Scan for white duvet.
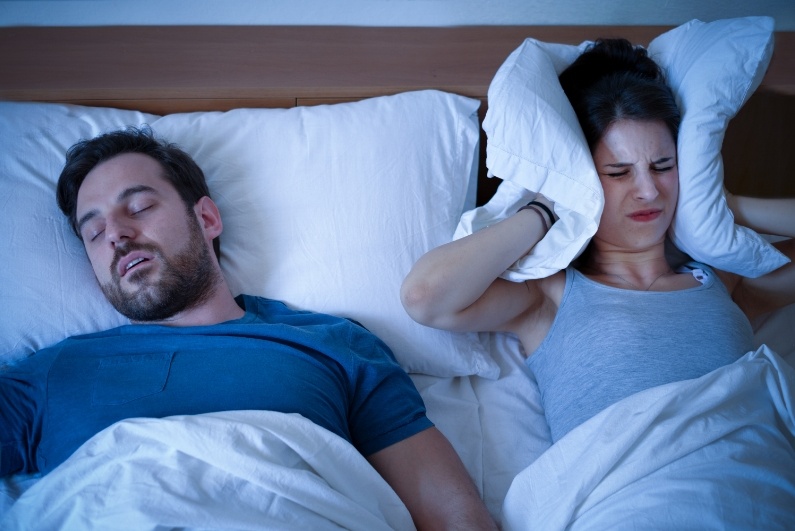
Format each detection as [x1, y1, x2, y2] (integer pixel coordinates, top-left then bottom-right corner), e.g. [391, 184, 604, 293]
[502, 345, 795, 530]
[3, 347, 794, 530]
[1, 411, 415, 530]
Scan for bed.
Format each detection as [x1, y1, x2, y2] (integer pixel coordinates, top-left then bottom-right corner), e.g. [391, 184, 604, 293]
[1, 19, 794, 529]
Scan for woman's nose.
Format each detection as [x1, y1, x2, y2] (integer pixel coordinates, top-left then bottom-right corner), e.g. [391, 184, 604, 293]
[634, 171, 659, 201]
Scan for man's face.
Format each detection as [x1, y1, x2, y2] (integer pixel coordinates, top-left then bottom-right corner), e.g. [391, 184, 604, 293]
[75, 153, 217, 321]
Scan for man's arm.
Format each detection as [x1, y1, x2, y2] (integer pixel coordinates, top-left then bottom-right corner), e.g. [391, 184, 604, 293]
[367, 426, 498, 530]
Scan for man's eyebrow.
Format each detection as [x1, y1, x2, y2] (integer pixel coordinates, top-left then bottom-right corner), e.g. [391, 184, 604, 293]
[76, 184, 158, 234]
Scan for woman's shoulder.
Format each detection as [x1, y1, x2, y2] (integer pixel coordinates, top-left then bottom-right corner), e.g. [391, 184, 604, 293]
[538, 268, 568, 307]
[506, 270, 567, 355]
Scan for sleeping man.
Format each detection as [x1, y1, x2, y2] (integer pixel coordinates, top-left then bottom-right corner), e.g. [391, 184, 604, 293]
[0, 126, 497, 530]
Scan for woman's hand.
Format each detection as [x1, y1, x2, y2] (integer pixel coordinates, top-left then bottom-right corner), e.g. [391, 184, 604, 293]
[401, 192, 555, 334]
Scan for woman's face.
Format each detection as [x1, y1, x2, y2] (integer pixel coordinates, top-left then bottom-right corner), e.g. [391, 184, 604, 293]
[591, 119, 679, 252]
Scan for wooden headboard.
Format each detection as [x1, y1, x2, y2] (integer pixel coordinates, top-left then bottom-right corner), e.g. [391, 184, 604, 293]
[1, 25, 793, 204]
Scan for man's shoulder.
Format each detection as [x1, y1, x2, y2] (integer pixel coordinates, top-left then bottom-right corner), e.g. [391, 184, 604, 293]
[46, 295, 376, 349]
[236, 294, 388, 351]
[237, 294, 363, 328]
[58, 324, 130, 344]
[9, 325, 131, 371]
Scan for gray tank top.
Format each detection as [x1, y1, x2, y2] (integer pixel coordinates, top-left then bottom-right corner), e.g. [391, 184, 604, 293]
[526, 263, 754, 442]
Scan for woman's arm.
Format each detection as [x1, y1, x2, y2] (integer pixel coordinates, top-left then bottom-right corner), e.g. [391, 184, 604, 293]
[724, 194, 795, 318]
[401, 198, 555, 334]
[726, 195, 795, 239]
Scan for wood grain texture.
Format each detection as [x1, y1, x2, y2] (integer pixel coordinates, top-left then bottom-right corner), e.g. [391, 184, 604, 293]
[2, 26, 792, 109]
[1, 25, 792, 200]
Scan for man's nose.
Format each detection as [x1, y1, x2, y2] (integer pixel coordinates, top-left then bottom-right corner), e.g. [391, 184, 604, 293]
[105, 217, 136, 246]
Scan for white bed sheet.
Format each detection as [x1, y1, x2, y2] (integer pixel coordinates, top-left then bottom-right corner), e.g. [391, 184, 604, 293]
[409, 332, 549, 518]
[2, 411, 415, 530]
[502, 345, 795, 530]
[418, 302, 795, 522]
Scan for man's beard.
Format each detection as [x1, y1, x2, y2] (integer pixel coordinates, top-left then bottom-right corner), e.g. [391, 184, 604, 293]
[101, 214, 219, 322]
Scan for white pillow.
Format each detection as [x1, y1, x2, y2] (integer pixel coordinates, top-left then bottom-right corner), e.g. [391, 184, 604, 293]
[648, 17, 789, 277]
[456, 38, 600, 280]
[0, 103, 151, 361]
[0, 91, 499, 378]
[458, 16, 788, 280]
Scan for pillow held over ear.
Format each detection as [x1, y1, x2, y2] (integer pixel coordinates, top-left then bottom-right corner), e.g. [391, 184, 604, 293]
[455, 39, 601, 281]
[648, 16, 789, 277]
[458, 16, 788, 281]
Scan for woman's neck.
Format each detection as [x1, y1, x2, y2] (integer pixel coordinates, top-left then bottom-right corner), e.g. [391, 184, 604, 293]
[583, 246, 674, 291]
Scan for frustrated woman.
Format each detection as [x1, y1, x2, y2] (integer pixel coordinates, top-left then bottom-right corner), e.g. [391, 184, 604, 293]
[401, 38, 795, 442]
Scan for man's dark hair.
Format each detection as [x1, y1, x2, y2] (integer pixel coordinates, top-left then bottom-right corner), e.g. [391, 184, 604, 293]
[56, 126, 221, 259]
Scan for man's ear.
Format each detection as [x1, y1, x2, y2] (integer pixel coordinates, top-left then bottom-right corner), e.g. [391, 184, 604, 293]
[194, 196, 223, 240]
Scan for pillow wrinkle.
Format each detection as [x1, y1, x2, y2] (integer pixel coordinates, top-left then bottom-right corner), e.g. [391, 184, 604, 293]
[650, 17, 787, 277]
[1, 91, 497, 378]
[461, 16, 788, 281]
[462, 37, 601, 279]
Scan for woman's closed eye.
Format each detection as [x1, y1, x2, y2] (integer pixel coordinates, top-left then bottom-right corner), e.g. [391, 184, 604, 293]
[651, 157, 676, 174]
[601, 163, 632, 178]
[605, 170, 629, 178]
[652, 165, 674, 173]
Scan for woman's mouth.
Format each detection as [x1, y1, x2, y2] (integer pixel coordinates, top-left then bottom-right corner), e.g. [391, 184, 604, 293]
[628, 209, 662, 222]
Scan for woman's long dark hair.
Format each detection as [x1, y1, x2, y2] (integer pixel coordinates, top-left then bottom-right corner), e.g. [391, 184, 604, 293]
[561, 38, 685, 268]
[559, 38, 681, 150]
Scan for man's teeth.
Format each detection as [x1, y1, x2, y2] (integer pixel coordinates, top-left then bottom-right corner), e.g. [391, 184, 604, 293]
[126, 257, 146, 271]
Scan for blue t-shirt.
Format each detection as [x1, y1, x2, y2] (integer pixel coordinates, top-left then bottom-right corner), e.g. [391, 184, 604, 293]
[1, 295, 432, 476]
